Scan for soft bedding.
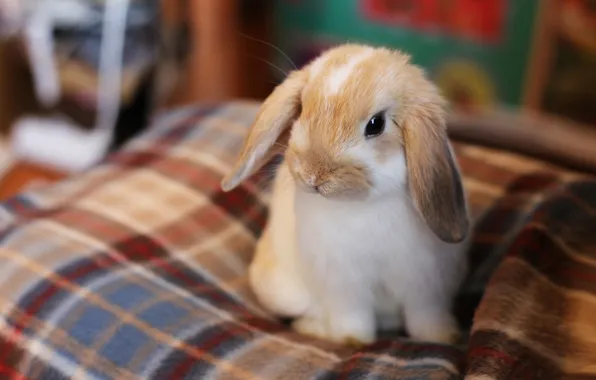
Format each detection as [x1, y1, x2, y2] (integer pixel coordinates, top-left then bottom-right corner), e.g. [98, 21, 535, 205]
[0, 101, 594, 379]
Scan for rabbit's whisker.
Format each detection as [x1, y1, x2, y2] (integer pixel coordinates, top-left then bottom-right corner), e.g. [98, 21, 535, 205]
[240, 32, 298, 70]
[248, 54, 290, 78]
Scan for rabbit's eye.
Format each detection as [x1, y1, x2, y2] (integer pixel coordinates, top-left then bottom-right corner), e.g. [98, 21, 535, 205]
[364, 113, 385, 138]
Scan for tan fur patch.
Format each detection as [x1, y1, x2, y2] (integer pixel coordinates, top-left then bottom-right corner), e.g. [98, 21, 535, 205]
[221, 69, 307, 191]
[297, 45, 413, 159]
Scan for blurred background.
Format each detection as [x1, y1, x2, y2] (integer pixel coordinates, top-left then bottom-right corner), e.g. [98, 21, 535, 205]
[0, 0, 594, 198]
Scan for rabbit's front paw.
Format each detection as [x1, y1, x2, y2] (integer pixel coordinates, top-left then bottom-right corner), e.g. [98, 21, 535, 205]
[292, 316, 327, 340]
[405, 308, 461, 345]
[292, 313, 376, 346]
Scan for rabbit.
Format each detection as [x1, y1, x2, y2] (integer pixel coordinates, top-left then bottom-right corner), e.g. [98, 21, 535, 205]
[221, 44, 471, 346]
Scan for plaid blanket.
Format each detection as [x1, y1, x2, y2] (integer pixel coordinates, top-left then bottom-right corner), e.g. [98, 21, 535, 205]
[0, 101, 594, 379]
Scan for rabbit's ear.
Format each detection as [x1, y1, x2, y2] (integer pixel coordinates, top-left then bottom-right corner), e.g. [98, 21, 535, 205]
[402, 103, 469, 243]
[221, 70, 307, 191]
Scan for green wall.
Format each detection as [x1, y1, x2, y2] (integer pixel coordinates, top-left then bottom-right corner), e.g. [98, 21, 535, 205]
[273, 0, 539, 107]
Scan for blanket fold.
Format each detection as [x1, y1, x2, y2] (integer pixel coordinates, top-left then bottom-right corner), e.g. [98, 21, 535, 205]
[466, 178, 596, 379]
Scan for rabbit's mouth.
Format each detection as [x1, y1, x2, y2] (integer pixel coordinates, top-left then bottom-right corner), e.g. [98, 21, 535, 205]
[316, 185, 370, 201]
[293, 168, 372, 201]
[287, 149, 372, 200]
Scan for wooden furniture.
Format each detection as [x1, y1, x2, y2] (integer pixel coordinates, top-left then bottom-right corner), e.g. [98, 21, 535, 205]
[165, 0, 275, 105]
[0, 39, 38, 136]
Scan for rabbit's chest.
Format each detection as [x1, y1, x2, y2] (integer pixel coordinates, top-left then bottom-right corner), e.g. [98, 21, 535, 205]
[294, 192, 428, 270]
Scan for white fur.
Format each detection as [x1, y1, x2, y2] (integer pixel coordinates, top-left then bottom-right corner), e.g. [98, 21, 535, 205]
[249, 156, 470, 344]
[325, 49, 374, 96]
[347, 140, 408, 198]
[308, 54, 328, 80]
[290, 121, 309, 151]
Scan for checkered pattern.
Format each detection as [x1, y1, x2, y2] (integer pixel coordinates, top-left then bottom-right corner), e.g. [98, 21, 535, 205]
[0, 101, 592, 379]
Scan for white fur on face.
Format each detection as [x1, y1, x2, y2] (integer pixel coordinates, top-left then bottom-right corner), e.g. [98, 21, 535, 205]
[372, 151, 407, 196]
[290, 121, 309, 151]
[347, 142, 407, 198]
[325, 49, 374, 96]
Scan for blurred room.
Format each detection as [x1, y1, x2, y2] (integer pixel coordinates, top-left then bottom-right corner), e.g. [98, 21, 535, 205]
[0, 0, 595, 199]
[2, 2, 596, 379]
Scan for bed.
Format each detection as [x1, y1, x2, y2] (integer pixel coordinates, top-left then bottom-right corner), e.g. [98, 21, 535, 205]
[0, 101, 595, 379]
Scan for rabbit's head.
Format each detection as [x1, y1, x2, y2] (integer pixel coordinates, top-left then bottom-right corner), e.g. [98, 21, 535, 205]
[222, 44, 468, 243]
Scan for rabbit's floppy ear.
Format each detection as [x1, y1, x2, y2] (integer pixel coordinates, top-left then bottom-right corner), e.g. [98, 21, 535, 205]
[402, 102, 469, 243]
[221, 70, 307, 192]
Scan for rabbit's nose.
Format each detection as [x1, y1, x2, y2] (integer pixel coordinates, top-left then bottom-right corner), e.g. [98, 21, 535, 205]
[310, 177, 329, 194]
[312, 183, 326, 194]
[306, 174, 322, 186]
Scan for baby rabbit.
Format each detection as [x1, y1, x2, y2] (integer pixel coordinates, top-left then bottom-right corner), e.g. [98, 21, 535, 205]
[221, 44, 470, 346]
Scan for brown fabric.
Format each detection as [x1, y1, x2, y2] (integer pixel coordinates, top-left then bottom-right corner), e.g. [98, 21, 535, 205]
[448, 108, 596, 174]
[465, 177, 596, 379]
[451, 141, 584, 221]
